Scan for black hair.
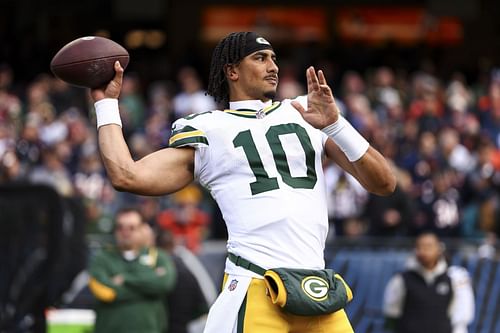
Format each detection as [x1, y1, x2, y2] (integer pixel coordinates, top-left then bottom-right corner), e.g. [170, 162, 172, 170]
[207, 32, 250, 107]
[115, 206, 144, 224]
[415, 230, 439, 241]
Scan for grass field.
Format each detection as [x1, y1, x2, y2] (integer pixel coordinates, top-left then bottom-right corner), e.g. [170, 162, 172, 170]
[46, 309, 94, 333]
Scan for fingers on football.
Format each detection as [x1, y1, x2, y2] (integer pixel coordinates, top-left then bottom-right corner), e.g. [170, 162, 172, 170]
[112, 61, 124, 83]
[115, 61, 124, 74]
[115, 60, 124, 71]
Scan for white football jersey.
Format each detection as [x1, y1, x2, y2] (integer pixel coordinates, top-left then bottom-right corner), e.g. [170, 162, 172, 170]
[169, 97, 329, 271]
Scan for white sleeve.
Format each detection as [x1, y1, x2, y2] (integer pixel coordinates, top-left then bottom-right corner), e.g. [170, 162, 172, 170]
[383, 274, 406, 318]
[448, 266, 475, 333]
[169, 114, 212, 183]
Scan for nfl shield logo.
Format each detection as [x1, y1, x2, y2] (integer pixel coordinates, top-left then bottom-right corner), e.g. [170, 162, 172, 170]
[228, 279, 238, 291]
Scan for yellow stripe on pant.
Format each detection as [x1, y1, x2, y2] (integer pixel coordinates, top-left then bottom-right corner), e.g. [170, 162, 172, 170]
[236, 277, 354, 333]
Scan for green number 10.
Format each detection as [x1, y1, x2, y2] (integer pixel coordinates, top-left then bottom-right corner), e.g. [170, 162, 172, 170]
[233, 123, 317, 195]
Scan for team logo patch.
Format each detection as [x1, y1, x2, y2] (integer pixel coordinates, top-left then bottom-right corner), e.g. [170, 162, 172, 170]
[301, 276, 329, 301]
[228, 279, 239, 291]
[436, 282, 450, 295]
[256, 37, 271, 45]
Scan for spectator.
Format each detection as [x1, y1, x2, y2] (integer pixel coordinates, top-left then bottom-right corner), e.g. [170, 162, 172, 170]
[369, 66, 402, 123]
[29, 144, 74, 197]
[324, 163, 368, 237]
[383, 231, 474, 333]
[157, 184, 210, 253]
[445, 74, 474, 132]
[340, 70, 366, 97]
[438, 127, 475, 174]
[480, 76, 500, 148]
[0, 148, 23, 182]
[461, 138, 500, 237]
[400, 131, 441, 185]
[172, 66, 216, 119]
[119, 73, 147, 137]
[416, 168, 462, 237]
[364, 167, 415, 237]
[88, 207, 176, 333]
[0, 63, 22, 129]
[145, 81, 175, 149]
[408, 73, 444, 135]
[49, 78, 87, 116]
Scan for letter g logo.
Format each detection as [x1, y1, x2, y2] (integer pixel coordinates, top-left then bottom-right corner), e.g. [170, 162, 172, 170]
[301, 276, 329, 301]
[256, 37, 271, 45]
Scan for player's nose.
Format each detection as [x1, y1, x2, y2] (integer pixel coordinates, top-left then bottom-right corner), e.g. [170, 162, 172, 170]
[267, 59, 278, 74]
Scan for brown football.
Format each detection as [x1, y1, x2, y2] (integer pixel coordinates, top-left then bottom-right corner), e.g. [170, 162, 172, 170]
[50, 36, 129, 88]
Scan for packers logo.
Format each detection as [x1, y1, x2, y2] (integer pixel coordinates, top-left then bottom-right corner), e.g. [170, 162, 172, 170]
[301, 276, 329, 301]
[256, 37, 271, 45]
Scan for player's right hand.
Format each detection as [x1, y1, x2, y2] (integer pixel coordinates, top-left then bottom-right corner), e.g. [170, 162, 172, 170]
[90, 61, 124, 102]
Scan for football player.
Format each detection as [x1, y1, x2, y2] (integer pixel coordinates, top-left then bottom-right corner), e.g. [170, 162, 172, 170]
[91, 31, 396, 333]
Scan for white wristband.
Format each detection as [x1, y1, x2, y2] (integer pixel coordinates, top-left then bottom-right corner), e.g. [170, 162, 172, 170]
[322, 116, 369, 162]
[94, 98, 122, 129]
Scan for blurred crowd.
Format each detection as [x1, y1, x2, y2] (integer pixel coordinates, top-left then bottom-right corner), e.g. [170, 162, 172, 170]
[0, 58, 499, 249]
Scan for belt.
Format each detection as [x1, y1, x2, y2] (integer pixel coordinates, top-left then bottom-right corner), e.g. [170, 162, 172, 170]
[227, 253, 267, 276]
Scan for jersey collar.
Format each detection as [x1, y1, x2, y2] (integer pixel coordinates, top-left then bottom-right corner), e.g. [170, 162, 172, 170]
[229, 99, 272, 110]
[226, 99, 280, 118]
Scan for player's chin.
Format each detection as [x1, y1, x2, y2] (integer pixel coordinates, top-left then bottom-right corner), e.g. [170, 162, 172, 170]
[263, 89, 277, 100]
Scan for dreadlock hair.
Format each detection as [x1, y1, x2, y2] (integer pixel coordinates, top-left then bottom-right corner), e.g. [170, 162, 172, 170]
[207, 32, 249, 107]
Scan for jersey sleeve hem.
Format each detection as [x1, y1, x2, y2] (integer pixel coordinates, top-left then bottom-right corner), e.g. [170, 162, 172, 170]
[169, 125, 209, 148]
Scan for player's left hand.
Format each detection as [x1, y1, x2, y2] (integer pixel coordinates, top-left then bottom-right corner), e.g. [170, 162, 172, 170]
[291, 66, 340, 129]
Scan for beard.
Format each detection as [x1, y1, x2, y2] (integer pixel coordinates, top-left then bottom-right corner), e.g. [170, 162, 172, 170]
[264, 90, 276, 100]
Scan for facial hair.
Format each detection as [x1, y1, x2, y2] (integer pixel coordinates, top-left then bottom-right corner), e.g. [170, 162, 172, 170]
[264, 90, 276, 100]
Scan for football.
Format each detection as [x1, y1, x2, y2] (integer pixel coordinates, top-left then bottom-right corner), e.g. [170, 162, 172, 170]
[50, 36, 129, 88]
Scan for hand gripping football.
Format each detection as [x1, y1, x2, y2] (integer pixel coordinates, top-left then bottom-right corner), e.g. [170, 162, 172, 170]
[50, 36, 129, 88]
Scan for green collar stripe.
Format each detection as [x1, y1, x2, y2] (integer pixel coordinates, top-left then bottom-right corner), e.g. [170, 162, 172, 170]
[224, 111, 256, 118]
[225, 102, 281, 118]
[169, 136, 209, 147]
[264, 102, 281, 114]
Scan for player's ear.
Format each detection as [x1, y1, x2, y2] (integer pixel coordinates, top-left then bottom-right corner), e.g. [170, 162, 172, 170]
[224, 64, 239, 81]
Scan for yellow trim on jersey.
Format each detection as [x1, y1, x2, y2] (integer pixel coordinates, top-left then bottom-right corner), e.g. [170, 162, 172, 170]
[88, 277, 116, 302]
[169, 129, 205, 145]
[224, 102, 281, 118]
[224, 110, 260, 117]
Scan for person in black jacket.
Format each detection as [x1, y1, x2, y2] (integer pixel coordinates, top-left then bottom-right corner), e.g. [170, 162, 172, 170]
[383, 231, 474, 333]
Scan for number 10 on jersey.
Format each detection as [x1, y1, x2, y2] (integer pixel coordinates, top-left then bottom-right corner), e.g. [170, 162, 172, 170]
[233, 123, 318, 195]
